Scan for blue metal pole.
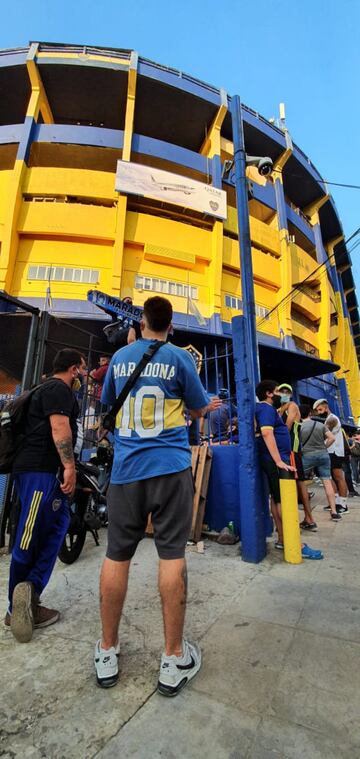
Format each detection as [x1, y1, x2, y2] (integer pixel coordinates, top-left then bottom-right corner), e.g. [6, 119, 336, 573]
[231, 96, 266, 562]
[231, 95, 260, 386]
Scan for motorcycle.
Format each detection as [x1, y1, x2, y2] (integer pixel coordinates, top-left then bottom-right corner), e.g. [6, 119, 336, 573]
[58, 444, 113, 565]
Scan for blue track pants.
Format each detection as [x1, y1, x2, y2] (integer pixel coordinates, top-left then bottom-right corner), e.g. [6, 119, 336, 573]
[8, 472, 70, 611]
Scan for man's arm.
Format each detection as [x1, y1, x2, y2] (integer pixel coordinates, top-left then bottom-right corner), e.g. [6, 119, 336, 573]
[261, 428, 293, 471]
[324, 429, 336, 448]
[50, 414, 76, 496]
[284, 402, 298, 431]
[188, 397, 222, 419]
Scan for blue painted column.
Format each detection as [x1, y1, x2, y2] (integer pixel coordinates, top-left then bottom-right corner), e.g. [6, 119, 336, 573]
[232, 316, 268, 562]
[230, 96, 269, 562]
[231, 95, 260, 387]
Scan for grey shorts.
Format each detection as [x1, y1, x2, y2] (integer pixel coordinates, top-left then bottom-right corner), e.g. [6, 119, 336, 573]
[106, 468, 194, 561]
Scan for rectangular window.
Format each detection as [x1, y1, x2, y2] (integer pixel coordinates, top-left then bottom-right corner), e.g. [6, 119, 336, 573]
[134, 276, 198, 300]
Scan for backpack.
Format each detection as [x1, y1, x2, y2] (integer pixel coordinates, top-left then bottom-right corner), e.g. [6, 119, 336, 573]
[0, 382, 51, 474]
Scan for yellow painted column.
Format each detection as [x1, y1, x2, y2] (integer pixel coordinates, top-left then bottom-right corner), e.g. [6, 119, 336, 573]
[303, 197, 331, 360]
[279, 471, 302, 564]
[26, 43, 54, 124]
[200, 91, 227, 323]
[112, 52, 138, 294]
[0, 45, 53, 292]
[272, 146, 293, 342]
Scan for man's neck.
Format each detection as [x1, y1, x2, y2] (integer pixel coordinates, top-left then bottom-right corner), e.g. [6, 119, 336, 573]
[141, 328, 168, 342]
[52, 372, 72, 388]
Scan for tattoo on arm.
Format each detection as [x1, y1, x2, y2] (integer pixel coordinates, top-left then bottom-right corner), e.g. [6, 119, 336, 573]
[180, 564, 188, 606]
[55, 438, 75, 467]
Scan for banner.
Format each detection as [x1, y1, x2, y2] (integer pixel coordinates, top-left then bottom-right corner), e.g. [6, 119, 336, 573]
[115, 160, 227, 220]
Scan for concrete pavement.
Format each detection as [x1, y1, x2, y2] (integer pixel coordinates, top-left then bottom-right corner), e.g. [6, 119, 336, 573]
[1, 487, 360, 758]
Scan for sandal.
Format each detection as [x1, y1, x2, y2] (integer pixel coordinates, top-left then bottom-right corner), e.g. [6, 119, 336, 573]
[300, 521, 317, 530]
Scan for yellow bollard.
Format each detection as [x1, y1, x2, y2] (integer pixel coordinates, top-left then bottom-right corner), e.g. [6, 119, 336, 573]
[279, 470, 302, 564]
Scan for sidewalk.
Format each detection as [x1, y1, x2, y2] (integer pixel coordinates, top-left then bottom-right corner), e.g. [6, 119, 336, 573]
[1, 487, 360, 759]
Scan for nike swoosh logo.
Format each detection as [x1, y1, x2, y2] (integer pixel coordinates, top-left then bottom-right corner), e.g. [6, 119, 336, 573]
[176, 655, 195, 671]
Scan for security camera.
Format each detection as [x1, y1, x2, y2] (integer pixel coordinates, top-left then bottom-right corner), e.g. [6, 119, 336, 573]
[245, 155, 273, 177]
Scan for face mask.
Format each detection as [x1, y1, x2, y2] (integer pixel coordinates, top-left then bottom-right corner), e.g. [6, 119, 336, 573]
[280, 394, 290, 404]
[272, 395, 282, 409]
[317, 411, 327, 419]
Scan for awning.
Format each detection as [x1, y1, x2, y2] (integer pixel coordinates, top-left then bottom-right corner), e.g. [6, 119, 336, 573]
[259, 344, 340, 381]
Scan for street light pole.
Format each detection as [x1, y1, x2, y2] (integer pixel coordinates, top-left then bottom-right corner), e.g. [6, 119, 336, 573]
[231, 95, 267, 562]
[231, 95, 260, 386]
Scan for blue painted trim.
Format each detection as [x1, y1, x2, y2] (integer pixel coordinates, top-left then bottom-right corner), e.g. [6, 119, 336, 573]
[292, 145, 325, 185]
[211, 155, 222, 189]
[34, 123, 124, 149]
[286, 204, 315, 245]
[0, 124, 23, 144]
[240, 107, 286, 149]
[138, 60, 221, 106]
[274, 177, 287, 230]
[0, 51, 27, 67]
[313, 222, 327, 265]
[37, 56, 128, 72]
[337, 378, 353, 420]
[252, 181, 276, 210]
[17, 116, 37, 162]
[132, 133, 208, 174]
[223, 175, 276, 211]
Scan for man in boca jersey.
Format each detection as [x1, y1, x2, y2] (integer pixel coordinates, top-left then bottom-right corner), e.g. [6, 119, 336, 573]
[94, 296, 221, 695]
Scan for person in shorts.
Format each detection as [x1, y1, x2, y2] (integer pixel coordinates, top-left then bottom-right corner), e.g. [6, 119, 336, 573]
[255, 380, 323, 560]
[278, 383, 316, 531]
[312, 398, 349, 515]
[94, 296, 221, 694]
[299, 404, 340, 520]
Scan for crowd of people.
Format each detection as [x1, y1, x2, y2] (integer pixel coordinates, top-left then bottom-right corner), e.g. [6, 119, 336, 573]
[3, 293, 358, 696]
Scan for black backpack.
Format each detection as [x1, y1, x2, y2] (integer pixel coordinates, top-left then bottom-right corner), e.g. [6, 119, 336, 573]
[0, 382, 52, 474]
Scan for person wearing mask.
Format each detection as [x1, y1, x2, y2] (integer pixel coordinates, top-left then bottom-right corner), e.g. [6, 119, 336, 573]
[89, 355, 111, 414]
[209, 388, 237, 443]
[255, 380, 323, 559]
[299, 404, 340, 520]
[277, 383, 316, 532]
[5, 349, 86, 643]
[312, 399, 349, 515]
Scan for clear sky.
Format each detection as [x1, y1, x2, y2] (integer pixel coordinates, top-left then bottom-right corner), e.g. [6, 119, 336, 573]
[2, 0, 359, 285]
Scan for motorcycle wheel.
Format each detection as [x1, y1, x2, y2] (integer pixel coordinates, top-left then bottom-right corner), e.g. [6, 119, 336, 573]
[58, 494, 88, 564]
[58, 526, 87, 564]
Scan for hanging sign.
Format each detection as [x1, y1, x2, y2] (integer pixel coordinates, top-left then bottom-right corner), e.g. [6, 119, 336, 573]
[115, 160, 227, 220]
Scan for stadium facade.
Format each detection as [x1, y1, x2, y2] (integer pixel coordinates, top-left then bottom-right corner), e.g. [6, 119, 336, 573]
[0, 42, 359, 419]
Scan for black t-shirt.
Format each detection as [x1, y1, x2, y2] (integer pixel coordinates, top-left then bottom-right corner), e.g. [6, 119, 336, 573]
[13, 379, 79, 474]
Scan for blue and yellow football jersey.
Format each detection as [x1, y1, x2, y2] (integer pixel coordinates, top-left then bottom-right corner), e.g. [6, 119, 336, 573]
[101, 339, 210, 484]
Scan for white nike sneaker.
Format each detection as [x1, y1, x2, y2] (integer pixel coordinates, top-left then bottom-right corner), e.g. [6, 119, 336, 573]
[157, 639, 201, 697]
[94, 639, 120, 688]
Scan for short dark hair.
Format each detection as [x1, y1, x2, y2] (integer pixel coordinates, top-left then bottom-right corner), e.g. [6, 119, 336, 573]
[256, 379, 278, 401]
[299, 403, 311, 419]
[143, 296, 173, 332]
[52, 348, 84, 373]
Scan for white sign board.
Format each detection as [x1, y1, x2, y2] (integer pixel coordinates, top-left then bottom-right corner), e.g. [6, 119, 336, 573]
[115, 160, 227, 220]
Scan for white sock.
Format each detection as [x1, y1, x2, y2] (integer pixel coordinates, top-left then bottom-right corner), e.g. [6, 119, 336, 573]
[339, 496, 347, 508]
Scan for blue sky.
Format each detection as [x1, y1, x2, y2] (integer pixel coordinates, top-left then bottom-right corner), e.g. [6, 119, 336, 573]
[2, 0, 359, 284]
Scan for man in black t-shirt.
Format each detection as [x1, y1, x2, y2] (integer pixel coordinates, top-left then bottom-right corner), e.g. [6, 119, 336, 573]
[6, 348, 86, 644]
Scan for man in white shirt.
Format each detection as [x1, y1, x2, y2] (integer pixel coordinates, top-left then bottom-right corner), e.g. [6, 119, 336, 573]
[312, 399, 349, 515]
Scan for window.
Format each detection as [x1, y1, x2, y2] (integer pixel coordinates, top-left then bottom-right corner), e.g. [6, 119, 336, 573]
[27, 265, 99, 284]
[134, 276, 198, 300]
[224, 294, 269, 319]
